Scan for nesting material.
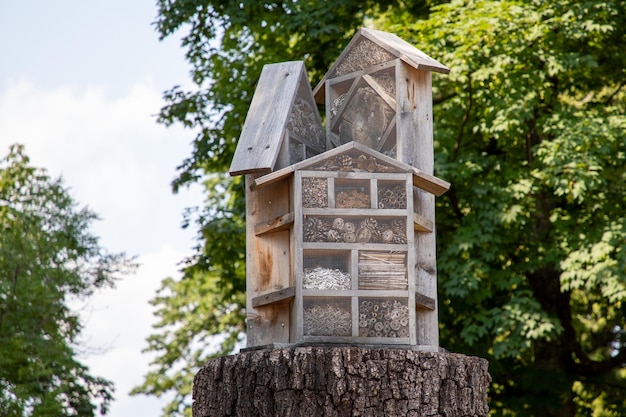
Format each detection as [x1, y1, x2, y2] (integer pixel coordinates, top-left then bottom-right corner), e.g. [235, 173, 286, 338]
[302, 177, 328, 208]
[312, 152, 396, 173]
[335, 38, 395, 76]
[304, 303, 351, 336]
[303, 216, 407, 244]
[359, 299, 409, 338]
[330, 93, 348, 120]
[287, 98, 324, 148]
[303, 266, 351, 290]
[359, 251, 407, 290]
[336, 188, 370, 208]
[371, 72, 396, 97]
[378, 183, 406, 209]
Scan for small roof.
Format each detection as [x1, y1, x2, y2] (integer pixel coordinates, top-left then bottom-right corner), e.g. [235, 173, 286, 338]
[229, 61, 318, 176]
[313, 28, 450, 103]
[252, 141, 450, 196]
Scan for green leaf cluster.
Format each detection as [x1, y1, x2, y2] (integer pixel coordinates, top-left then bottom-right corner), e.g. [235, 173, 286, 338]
[139, 1, 626, 416]
[0, 144, 137, 416]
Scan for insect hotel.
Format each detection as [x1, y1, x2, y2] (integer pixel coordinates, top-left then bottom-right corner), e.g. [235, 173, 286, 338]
[229, 28, 450, 350]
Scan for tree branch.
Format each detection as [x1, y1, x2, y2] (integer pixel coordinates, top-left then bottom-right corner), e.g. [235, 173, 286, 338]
[453, 74, 472, 161]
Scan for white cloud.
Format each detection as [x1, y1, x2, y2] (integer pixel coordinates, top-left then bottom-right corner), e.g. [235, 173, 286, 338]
[79, 245, 185, 417]
[0, 77, 201, 253]
[0, 79, 203, 417]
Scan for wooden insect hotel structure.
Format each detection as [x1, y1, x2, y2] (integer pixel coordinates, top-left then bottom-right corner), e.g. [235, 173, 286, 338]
[229, 28, 451, 351]
[192, 28, 491, 417]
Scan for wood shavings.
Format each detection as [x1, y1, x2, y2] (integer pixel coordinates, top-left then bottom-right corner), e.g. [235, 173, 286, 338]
[336, 189, 370, 208]
[303, 266, 351, 290]
[302, 177, 328, 208]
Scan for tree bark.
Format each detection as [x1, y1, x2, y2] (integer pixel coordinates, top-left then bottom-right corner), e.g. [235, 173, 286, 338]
[193, 346, 491, 417]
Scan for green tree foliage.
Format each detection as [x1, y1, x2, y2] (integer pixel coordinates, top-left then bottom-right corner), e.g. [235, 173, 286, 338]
[137, 1, 626, 416]
[0, 144, 136, 416]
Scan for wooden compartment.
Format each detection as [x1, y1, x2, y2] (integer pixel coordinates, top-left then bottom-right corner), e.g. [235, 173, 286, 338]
[377, 180, 407, 209]
[244, 142, 448, 347]
[303, 297, 352, 336]
[303, 215, 407, 244]
[303, 250, 351, 290]
[358, 297, 409, 338]
[334, 178, 371, 209]
[358, 251, 407, 290]
[302, 177, 328, 208]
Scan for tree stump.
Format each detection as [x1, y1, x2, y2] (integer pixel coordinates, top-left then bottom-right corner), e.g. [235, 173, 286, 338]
[193, 346, 490, 417]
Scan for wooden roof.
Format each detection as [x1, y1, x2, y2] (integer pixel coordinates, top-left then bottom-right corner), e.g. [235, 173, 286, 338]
[229, 61, 318, 176]
[313, 28, 450, 103]
[252, 141, 450, 196]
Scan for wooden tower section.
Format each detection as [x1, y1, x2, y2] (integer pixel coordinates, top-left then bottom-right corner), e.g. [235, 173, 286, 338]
[230, 60, 324, 176]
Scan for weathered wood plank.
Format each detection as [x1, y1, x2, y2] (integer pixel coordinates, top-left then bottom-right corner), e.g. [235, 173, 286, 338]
[245, 175, 291, 346]
[413, 168, 450, 196]
[363, 73, 397, 109]
[414, 213, 433, 233]
[254, 212, 294, 236]
[229, 61, 304, 176]
[415, 291, 436, 310]
[252, 286, 295, 308]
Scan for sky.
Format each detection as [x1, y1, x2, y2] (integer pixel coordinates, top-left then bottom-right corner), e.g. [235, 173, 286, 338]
[1, 1, 204, 415]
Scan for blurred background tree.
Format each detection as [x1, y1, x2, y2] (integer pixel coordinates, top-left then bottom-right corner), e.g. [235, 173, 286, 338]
[0, 144, 136, 416]
[134, 1, 626, 416]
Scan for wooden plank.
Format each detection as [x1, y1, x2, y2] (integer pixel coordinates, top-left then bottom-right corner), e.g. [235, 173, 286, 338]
[251, 166, 295, 191]
[252, 286, 296, 308]
[254, 212, 294, 236]
[327, 60, 397, 87]
[415, 291, 436, 311]
[246, 174, 292, 347]
[414, 213, 433, 233]
[363, 73, 397, 110]
[412, 169, 450, 196]
[361, 28, 449, 75]
[329, 74, 362, 132]
[229, 61, 304, 176]
[397, 65, 440, 347]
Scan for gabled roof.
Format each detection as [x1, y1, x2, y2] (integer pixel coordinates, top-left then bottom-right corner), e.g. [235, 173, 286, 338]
[313, 28, 450, 103]
[252, 141, 450, 196]
[229, 61, 322, 176]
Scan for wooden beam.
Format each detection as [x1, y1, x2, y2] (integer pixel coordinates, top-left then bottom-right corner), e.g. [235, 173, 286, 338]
[254, 212, 295, 236]
[413, 213, 433, 233]
[415, 292, 436, 310]
[412, 169, 450, 196]
[252, 286, 296, 308]
[251, 166, 295, 191]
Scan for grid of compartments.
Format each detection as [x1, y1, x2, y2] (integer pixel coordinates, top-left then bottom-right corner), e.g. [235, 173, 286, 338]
[300, 171, 412, 341]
